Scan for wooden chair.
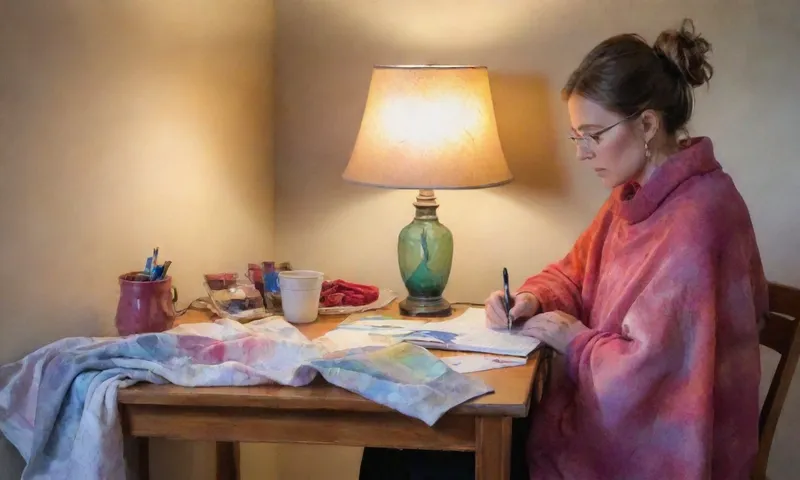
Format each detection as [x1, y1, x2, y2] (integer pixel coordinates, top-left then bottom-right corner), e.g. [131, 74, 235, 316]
[753, 282, 800, 480]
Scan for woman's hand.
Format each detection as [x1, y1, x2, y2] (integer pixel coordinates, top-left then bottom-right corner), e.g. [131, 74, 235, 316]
[519, 311, 589, 354]
[485, 291, 541, 329]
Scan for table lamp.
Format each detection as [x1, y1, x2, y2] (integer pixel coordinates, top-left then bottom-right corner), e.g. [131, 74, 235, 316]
[342, 65, 512, 317]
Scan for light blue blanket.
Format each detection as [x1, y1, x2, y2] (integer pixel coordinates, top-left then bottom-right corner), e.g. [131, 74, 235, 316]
[0, 317, 492, 479]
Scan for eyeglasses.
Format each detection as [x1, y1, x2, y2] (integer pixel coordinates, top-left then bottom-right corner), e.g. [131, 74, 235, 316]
[568, 110, 642, 151]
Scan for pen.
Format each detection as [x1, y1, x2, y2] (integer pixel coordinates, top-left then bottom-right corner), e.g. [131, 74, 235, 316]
[149, 247, 160, 280]
[160, 260, 172, 280]
[151, 265, 163, 280]
[144, 256, 153, 278]
[503, 267, 512, 331]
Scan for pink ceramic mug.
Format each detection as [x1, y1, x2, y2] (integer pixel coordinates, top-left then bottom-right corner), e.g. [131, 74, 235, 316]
[115, 272, 178, 336]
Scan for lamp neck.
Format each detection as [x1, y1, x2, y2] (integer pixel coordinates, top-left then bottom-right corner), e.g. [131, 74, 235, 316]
[413, 189, 439, 221]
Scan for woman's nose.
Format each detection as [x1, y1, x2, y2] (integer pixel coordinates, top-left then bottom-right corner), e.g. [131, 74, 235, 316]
[576, 145, 594, 161]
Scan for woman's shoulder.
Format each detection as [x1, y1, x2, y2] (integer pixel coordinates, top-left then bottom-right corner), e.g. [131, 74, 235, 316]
[675, 165, 750, 215]
[663, 168, 756, 244]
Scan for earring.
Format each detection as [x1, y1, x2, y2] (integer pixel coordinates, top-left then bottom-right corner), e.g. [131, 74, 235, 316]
[644, 141, 651, 160]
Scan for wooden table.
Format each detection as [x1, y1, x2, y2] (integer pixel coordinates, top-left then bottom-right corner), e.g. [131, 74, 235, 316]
[119, 303, 549, 480]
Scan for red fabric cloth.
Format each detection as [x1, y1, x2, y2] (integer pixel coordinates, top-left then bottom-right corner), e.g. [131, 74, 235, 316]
[320, 280, 379, 307]
[517, 137, 768, 479]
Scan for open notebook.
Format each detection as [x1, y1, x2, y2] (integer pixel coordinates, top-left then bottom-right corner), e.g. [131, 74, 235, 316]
[326, 307, 541, 357]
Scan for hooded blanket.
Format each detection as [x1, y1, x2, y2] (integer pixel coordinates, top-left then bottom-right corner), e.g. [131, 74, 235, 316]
[518, 137, 767, 479]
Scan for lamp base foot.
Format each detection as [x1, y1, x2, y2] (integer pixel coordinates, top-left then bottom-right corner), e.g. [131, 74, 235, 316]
[399, 295, 452, 317]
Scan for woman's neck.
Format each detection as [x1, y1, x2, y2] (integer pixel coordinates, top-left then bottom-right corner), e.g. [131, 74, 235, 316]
[635, 136, 682, 185]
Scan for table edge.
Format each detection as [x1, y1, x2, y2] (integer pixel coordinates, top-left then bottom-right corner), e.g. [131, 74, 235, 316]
[118, 350, 545, 419]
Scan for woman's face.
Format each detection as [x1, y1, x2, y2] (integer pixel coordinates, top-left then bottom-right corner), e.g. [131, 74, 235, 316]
[567, 95, 647, 188]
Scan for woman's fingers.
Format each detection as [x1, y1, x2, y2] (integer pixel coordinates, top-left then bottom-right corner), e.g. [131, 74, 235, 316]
[518, 311, 588, 354]
[520, 323, 546, 338]
[510, 292, 541, 321]
[508, 293, 529, 319]
[484, 291, 507, 328]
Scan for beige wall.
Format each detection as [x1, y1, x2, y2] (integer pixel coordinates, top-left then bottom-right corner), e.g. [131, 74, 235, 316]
[0, 1, 277, 479]
[274, 1, 800, 479]
[1, 1, 797, 479]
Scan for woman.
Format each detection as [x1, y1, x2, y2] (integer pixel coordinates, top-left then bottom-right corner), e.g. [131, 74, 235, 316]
[362, 18, 767, 480]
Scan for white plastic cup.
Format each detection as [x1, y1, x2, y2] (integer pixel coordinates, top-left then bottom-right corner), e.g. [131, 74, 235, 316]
[278, 270, 324, 324]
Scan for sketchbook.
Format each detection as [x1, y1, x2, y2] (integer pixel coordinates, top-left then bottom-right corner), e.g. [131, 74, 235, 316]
[329, 308, 541, 358]
[441, 354, 528, 373]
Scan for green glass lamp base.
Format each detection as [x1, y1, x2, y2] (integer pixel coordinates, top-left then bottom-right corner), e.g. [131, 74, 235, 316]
[399, 295, 452, 318]
[397, 189, 454, 318]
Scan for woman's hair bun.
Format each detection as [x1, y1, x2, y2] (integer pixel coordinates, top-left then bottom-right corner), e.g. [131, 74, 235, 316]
[653, 18, 714, 87]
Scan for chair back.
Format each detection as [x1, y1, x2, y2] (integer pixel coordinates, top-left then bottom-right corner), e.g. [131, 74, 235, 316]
[754, 282, 800, 480]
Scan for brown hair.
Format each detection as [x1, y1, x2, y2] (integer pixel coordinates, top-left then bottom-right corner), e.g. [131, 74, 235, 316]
[563, 18, 714, 136]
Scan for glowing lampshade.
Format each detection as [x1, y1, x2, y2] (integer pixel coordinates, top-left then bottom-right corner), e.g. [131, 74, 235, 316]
[343, 65, 512, 189]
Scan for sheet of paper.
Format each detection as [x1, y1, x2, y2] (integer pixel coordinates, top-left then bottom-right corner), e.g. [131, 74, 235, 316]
[314, 328, 401, 353]
[421, 308, 511, 334]
[330, 309, 541, 357]
[403, 308, 541, 357]
[442, 354, 527, 373]
[336, 316, 428, 336]
[317, 315, 428, 353]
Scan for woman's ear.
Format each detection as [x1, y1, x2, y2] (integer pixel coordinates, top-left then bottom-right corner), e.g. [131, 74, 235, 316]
[639, 110, 661, 143]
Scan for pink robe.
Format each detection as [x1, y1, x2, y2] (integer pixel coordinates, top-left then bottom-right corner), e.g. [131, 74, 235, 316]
[517, 137, 767, 479]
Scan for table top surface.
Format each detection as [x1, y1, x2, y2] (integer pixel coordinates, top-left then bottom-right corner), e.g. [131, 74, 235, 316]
[118, 302, 542, 417]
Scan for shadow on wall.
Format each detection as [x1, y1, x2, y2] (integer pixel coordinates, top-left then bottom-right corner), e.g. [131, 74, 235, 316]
[489, 73, 567, 197]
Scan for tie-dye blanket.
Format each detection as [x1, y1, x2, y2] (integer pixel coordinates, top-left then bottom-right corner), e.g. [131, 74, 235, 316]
[0, 317, 492, 479]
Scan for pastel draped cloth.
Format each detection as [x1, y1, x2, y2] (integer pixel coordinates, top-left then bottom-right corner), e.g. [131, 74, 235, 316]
[518, 137, 768, 479]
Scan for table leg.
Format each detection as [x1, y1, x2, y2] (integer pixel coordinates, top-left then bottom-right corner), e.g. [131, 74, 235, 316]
[475, 417, 512, 480]
[124, 436, 149, 480]
[216, 441, 240, 480]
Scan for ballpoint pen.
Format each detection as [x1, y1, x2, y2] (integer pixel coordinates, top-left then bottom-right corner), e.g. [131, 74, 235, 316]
[144, 256, 153, 278]
[149, 247, 160, 280]
[503, 267, 512, 331]
[160, 260, 172, 280]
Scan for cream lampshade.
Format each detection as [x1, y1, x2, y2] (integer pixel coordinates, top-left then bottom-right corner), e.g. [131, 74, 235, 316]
[343, 65, 512, 189]
[342, 65, 512, 316]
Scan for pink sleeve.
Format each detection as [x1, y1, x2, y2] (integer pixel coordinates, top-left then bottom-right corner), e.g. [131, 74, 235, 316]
[516, 201, 613, 319]
[563, 230, 763, 477]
